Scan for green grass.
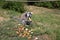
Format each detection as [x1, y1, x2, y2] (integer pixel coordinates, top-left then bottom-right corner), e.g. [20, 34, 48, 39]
[0, 9, 25, 40]
[31, 12, 60, 40]
[0, 8, 60, 40]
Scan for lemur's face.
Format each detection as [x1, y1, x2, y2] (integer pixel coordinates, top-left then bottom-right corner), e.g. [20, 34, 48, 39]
[27, 12, 32, 18]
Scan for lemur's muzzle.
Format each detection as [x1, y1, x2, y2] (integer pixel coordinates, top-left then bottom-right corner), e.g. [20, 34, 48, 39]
[25, 17, 32, 25]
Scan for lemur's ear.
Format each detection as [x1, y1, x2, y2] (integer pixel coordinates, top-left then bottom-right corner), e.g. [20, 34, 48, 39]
[31, 12, 33, 14]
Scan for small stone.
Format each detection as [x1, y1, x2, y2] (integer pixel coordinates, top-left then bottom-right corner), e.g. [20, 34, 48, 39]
[35, 37, 38, 40]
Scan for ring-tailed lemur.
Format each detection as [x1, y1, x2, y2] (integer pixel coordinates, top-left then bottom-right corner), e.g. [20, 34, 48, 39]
[20, 12, 32, 25]
[13, 12, 32, 26]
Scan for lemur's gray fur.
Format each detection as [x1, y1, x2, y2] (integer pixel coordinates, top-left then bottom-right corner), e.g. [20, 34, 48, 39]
[13, 12, 32, 25]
